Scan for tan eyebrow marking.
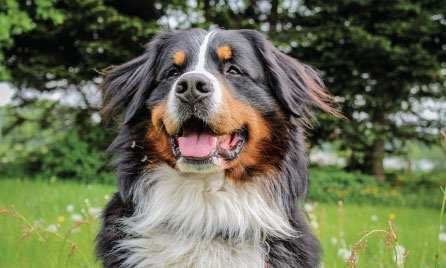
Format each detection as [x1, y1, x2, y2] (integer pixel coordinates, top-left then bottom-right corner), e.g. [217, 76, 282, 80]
[173, 50, 186, 66]
[216, 45, 232, 60]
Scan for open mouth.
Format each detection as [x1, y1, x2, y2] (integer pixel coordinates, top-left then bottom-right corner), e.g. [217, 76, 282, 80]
[170, 117, 246, 162]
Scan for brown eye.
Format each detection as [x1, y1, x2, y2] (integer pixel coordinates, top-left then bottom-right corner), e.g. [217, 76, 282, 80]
[226, 65, 241, 75]
[167, 68, 180, 78]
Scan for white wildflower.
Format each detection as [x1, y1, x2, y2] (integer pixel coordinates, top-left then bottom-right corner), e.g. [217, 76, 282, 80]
[370, 215, 378, 222]
[104, 194, 110, 200]
[47, 224, 58, 232]
[88, 207, 102, 218]
[311, 220, 319, 230]
[304, 203, 313, 212]
[393, 245, 406, 265]
[84, 198, 89, 204]
[339, 231, 345, 237]
[337, 248, 351, 260]
[66, 204, 74, 212]
[439, 233, 446, 242]
[71, 214, 83, 222]
[330, 237, 338, 245]
[441, 225, 444, 231]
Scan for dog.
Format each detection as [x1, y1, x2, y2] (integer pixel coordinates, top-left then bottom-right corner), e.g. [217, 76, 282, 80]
[96, 28, 338, 268]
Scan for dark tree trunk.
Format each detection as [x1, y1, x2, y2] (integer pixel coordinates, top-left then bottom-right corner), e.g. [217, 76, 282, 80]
[204, 0, 211, 21]
[372, 139, 385, 183]
[270, 0, 279, 31]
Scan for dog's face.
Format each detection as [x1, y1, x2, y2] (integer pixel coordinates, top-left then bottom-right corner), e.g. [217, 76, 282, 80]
[102, 29, 337, 180]
[151, 30, 283, 175]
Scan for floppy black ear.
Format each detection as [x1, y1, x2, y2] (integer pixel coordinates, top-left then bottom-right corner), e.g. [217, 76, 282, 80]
[100, 32, 169, 124]
[240, 30, 339, 119]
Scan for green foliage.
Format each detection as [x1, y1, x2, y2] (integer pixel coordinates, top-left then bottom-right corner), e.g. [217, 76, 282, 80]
[0, 0, 64, 80]
[1, 0, 164, 90]
[393, 170, 446, 191]
[0, 101, 114, 184]
[40, 128, 115, 184]
[309, 166, 445, 207]
[0, 100, 72, 176]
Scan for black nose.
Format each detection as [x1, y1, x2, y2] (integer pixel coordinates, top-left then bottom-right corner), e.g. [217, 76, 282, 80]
[175, 73, 213, 104]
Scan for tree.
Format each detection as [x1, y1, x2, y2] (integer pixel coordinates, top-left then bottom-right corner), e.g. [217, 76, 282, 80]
[0, 0, 64, 81]
[1, 0, 169, 126]
[269, 0, 446, 181]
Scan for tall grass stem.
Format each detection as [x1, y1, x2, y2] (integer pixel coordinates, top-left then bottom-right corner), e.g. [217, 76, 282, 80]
[434, 186, 446, 268]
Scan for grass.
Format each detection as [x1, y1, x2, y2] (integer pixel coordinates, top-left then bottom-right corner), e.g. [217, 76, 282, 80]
[0, 178, 445, 267]
[0, 178, 114, 268]
[313, 202, 444, 267]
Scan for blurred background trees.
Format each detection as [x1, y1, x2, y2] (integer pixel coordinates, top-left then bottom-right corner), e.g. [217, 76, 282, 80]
[0, 0, 445, 183]
[284, 0, 446, 182]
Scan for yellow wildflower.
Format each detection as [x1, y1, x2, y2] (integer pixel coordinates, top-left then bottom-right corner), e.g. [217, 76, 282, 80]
[57, 216, 65, 223]
[389, 213, 396, 220]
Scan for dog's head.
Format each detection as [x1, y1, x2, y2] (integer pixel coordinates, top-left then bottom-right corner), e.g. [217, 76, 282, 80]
[101, 29, 337, 181]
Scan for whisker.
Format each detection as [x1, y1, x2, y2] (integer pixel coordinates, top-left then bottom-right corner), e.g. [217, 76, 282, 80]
[157, 122, 165, 137]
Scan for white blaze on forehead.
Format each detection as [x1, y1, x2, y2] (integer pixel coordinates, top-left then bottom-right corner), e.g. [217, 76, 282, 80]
[196, 30, 215, 70]
[168, 30, 223, 125]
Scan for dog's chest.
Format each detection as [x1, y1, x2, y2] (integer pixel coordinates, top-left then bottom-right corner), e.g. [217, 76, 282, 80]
[118, 165, 292, 268]
[120, 230, 264, 268]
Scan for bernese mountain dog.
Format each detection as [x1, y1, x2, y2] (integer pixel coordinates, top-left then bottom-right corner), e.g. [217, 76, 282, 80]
[96, 28, 338, 268]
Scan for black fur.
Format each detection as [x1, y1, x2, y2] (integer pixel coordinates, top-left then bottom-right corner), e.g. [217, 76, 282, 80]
[265, 129, 321, 268]
[96, 28, 334, 268]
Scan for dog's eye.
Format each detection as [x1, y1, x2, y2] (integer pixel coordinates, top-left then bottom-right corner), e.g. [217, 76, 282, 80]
[167, 68, 180, 78]
[226, 66, 241, 75]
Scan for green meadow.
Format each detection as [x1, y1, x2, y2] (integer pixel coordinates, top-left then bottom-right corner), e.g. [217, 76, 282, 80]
[1, 179, 444, 268]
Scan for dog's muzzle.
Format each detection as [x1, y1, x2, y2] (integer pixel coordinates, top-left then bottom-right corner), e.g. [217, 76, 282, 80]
[166, 73, 247, 172]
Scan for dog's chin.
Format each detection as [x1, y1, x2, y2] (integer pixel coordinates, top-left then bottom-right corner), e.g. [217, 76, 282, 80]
[166, 117, 247, 174]
[175, 157, 223, 173]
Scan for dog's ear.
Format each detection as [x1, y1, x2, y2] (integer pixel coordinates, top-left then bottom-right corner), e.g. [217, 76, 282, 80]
[240, 30, 340, 119]
[100, 32, 170, 124]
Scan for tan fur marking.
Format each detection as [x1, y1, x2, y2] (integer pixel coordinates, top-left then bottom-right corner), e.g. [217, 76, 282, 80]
[216, 45, 232, 60]
[152, 102, 178, 135]
[146, 102, 178, 169]
[206, 85, 275, 180]
[173, 50, 186, 66]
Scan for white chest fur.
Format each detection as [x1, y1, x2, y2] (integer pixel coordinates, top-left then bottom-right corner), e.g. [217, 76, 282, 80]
[117, 165, 295, 268]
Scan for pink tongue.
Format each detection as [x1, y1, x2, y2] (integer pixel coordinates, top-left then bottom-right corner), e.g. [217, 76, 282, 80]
[178, 133, 217, 158]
